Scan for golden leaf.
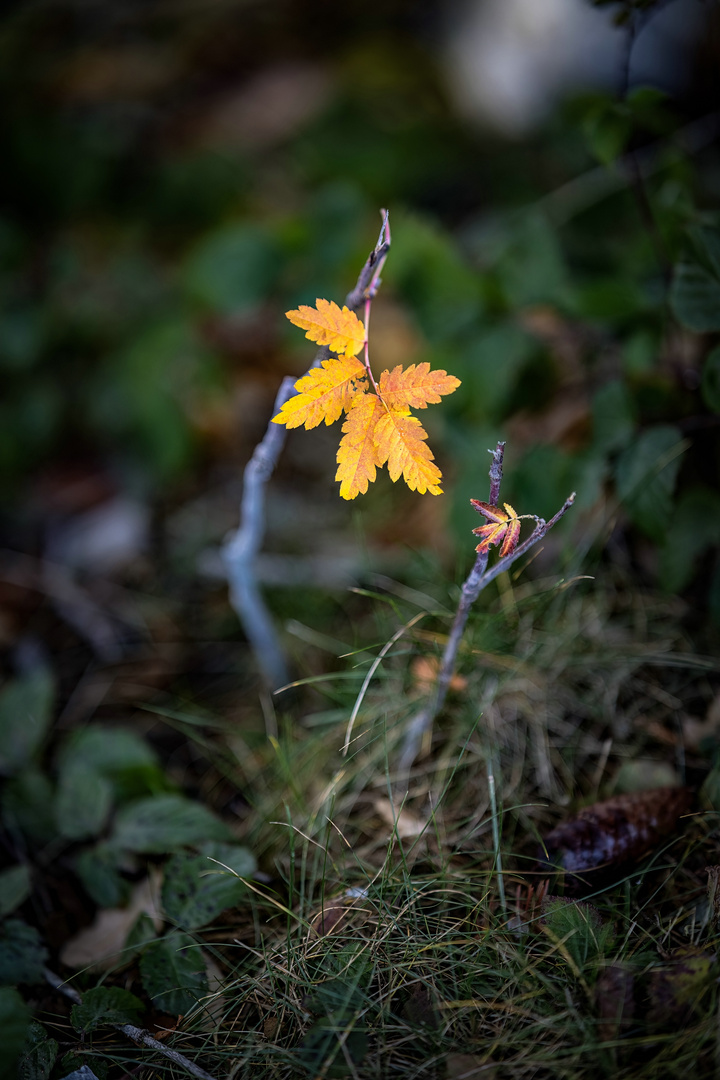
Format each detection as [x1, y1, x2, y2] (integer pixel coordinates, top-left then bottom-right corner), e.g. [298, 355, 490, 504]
[335, 394, 385, 500]
[378, 362, 461, 410]
[271, 355, 366, 429]
[375, 410, 443, 495]
[285, 298, 366, 359]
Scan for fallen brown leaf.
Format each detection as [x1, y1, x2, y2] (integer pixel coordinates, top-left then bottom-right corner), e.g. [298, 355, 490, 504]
[60, 871, 163, 971]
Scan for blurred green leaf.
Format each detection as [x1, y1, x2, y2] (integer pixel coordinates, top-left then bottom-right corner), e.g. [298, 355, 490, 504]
[622, 329, 658, 375]
[458, 324, 536, 420]
[670, 263, 720, 332]
[89, 319, 220, 483]
[71, 987, 144, 1033]
[0, 865, 31, 919]
[592, 379, 636, 453]
[58, 727, 158, 775]
[615, 425, 685, 537]
[0, 307, 47, 371]
[689, 225, 720, 279]
[658, 487, 720, 593]
[182, 224, 279, 313]
[583, 102, 632, 165]
[0, 920, 47, 986]
[162, 844, 256, 930]
[701, 345, 720, 413]
[0, 987, 31, 1077]
[17, 1020, 58, 1080]
[573, 277, 647, 323]
[139, 931, 207, 1015]
[55, 761, 113, 841]
[1, 770, 56, 845]
[509, 444, 574, 522]
[0, 670, 54, 776]
[671, 228, 720, 332]
[496, 213, 570, 310]
[74, 844, 131, 909]
[385, 213, 484, 340]
[57, 727, 168, 804]
[124, 912, 158, 955]
[112, 795, 233, 854]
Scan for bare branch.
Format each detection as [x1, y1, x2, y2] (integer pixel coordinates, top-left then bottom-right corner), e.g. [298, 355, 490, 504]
[222, 213, 391, 689]
[397, 444, 575, 775]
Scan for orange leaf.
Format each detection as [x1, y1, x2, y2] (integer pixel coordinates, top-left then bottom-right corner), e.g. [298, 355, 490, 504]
[286, 299, 366, 359]
[471, 501, 521, 556]
[378, 362, 461, 410]
[335, 394, 385, 500]
[271, 356, 366, 429]
[375, 410, 443, 495]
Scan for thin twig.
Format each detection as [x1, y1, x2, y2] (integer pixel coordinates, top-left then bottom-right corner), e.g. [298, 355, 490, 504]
[44, 969, 218, 1080]
[222, 212, 391, 689]
[398, 443, 575, 774]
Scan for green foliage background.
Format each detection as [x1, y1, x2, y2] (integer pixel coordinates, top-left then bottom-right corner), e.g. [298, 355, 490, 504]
[2, 0, 719, 631]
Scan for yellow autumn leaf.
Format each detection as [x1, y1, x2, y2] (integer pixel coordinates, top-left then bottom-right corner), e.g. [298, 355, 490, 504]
[378, 363, 461, 410]
[335, 394, 385, 500]
[272, 356, 367, 429]
[374, 410, 443, 495]
[286, 298, 366, 360]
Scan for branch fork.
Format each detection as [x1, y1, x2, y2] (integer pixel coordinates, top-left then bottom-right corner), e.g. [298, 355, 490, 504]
[397, 442, 575, 774]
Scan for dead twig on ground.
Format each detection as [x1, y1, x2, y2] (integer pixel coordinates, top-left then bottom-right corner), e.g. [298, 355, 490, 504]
[44, 968, 218, 1080]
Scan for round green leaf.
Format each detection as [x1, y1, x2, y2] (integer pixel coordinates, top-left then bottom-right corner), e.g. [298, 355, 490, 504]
[17, 1019, 58, 1080]
[55, 762, 113, 841]
[71, 986, 144, 1033]
[1, 770, 56, 845]
[0, 864, 32, 919]
[0, 670, 54, 777]
[74, 844, 130, 909]
[58, 727, 158, 776]
[162, 845, 255, 930]
[670, 263, 720, 332]
[139, 931, 207, 1016]
[592, 379, 636, 453]
[182, 224, 279, 314]
[112, 794, 233, 853]
[0, 987, 31, 1076]
[0, 920, 47, 986]
[615, 425, 685, 537]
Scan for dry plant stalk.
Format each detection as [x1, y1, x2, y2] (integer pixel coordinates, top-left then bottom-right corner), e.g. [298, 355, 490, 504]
[398, 443, 575, 773]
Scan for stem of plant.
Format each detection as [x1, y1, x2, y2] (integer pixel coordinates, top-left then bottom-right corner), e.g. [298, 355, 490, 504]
[398, 442, 575, 774]
[44, 969, 218, 1080]
[223, 211, 391, 690]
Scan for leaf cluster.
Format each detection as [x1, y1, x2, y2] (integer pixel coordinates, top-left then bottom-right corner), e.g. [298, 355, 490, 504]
[0, 674, 257, 1075]
[273, 299, 460, 499]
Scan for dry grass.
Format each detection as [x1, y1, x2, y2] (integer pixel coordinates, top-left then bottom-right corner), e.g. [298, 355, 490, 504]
[101, 569, 720, 1078]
